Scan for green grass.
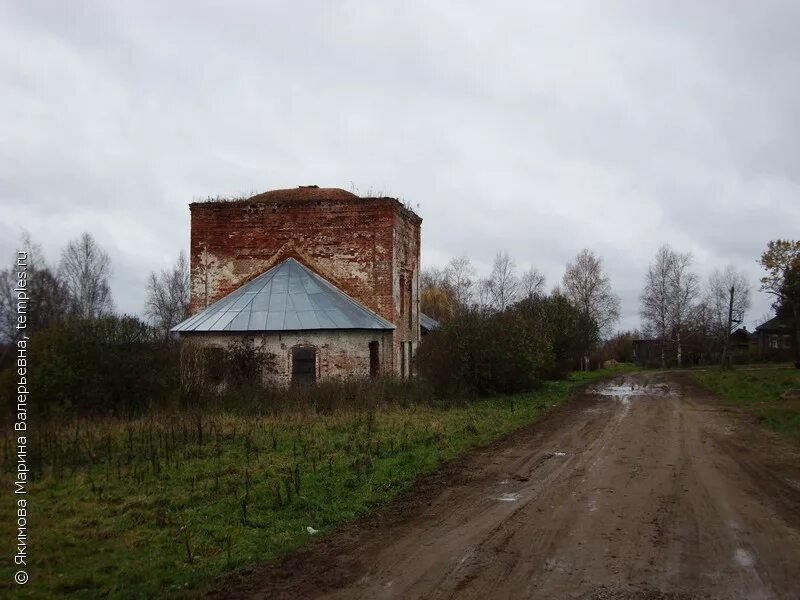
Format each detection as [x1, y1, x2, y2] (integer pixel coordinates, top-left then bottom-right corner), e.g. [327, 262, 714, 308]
[0, 366, 635, 599]
[692, 364, 800, 442]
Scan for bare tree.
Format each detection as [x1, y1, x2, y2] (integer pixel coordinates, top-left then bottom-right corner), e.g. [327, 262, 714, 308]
[476, 278, 493, 312]
[60, 232, 114, 319]
[444, 256, 475, 308]
[483, 252, 519, 311]
[520, 267, 546, 300]
[639, 245, 699, 367]
[0, 267, 15, 344]
[1, 233, 70, 343]
[640, 246, 673, 363]
[421, 266, 447, 291]
[689, 297, 722, 360]
[669, 251, 700, 366]
[146, 252, 191, 336]
[420, 267, 455, 322]
[706, 266, 751, 361]
[28, 268, 71, 331]
[562, 249, 620, 338]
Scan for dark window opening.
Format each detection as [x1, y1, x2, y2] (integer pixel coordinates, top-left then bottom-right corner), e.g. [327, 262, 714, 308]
[407, 277, 413, 329]
[205, 347, 225, 384]
[399, 274, 406, 317]
[291, 346, 316, 386]
[369, 341, 380, 379]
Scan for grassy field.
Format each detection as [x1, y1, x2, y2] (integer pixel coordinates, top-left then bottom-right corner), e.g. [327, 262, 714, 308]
[1, 367, 633, 599]
[692, 364, 800, 442]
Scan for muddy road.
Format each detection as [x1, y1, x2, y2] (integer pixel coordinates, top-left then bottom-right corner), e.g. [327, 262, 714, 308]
[216, 372, 800, 600]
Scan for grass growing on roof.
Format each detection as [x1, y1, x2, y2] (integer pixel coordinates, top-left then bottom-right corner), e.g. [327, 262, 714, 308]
[0, 366, 635, 599]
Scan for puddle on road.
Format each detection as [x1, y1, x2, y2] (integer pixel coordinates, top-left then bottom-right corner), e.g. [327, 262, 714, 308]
[590, 383, 671, 396]
[495, 492, 521, 502]
[735, 548, 756, 568]
[589, 383, 673, 403]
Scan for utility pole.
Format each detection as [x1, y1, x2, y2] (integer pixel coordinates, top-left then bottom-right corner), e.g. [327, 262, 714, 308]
[721, 285, 739, 369]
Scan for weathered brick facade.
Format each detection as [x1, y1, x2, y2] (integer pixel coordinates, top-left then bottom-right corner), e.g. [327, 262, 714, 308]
[183, 330, 394, 386]
[186, 186, 421, 379]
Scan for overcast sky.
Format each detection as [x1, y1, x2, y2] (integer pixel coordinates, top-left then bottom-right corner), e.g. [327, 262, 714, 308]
[2, 1, 799, 331]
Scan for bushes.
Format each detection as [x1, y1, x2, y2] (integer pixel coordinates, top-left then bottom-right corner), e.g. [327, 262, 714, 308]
[0, 317, 299, 419]
[599, 331, 638, 364]
[1, 298, 599, 418]
[1, 315, 180, 419]
[179, 339, 279, 411]
[418, 308, 552, 397]
[0, 316, 436, 421]
[417, 296, 599, 398]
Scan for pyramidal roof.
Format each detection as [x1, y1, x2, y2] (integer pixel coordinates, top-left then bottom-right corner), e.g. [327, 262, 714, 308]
[172, 258, 394, 333]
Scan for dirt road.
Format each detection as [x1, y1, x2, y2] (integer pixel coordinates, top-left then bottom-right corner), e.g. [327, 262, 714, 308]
[215, 372, 800, 599]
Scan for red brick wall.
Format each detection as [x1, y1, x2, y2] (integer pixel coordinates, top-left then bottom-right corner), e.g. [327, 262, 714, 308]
[392, 209, 422, 343]
[187, 189, 422, 374]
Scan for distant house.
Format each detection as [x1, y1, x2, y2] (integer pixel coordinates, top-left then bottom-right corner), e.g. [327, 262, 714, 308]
[632, 339, 674, 367]
[729, 328, 751, 353]
[748, 330, 760, 354]
[632, 321, 795, 367]
[420, 313, 440, 335]
[754, 316, 795, 353]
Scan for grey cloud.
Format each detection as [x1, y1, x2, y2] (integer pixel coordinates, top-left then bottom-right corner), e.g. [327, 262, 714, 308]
[1, 1, 798, 331]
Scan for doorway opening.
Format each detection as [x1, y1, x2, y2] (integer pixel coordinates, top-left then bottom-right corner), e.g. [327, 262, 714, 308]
[291, 346, 316, 385]
[369, 341, 380, 378]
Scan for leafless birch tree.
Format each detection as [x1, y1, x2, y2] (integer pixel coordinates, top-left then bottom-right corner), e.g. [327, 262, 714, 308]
[706, 266, 751, 349]
[562, 248, 620, 337]
[60, 232, 114, 319]
[640, 246, 673, 367]
[444, 255, 476, 308]
[520, 267, 546, 299]
[1, 233, 70, 343]
[639, 245, 699, 367]
[0, 267, 16, 344]
[146, 252, 191, 337]
[483, 252, 519, 311]
[669, 251, 700, 366]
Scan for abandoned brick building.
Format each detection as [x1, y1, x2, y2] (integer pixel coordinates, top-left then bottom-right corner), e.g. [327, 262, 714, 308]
[172, 186, 423, 385]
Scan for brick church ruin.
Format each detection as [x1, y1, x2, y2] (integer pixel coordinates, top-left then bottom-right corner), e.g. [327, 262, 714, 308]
[172, 186, 426, 385]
